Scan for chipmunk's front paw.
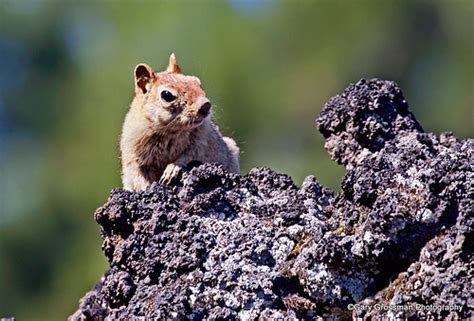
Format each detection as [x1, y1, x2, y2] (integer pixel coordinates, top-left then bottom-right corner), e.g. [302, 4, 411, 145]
[159, 163, 183, 185]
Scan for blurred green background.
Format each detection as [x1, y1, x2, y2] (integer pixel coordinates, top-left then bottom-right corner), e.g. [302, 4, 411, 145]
[0, 0, 472, 319]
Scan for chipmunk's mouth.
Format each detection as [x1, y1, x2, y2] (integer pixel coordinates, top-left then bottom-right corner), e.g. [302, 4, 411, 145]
[188, 117, 205, 127]
[186, 110, 210, 127]
[189, 101, 211, 126]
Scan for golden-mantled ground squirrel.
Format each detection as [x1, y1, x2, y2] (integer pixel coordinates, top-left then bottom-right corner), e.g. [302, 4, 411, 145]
[120, 54, 240, 191]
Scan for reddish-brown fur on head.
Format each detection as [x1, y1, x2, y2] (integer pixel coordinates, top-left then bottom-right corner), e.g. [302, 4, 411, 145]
[133, 54, 211, 131]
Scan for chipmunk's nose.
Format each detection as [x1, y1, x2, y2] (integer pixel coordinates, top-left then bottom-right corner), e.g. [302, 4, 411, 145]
[198, 101, 211, 117]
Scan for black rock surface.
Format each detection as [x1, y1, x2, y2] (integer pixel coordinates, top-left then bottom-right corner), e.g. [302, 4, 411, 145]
[70, 79, 473, 320]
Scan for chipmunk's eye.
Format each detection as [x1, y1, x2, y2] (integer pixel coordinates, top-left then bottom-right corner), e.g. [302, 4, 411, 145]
[161, 90, 176, 103]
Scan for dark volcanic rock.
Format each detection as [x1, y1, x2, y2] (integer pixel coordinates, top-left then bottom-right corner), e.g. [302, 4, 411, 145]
[70, 79, 473, 320]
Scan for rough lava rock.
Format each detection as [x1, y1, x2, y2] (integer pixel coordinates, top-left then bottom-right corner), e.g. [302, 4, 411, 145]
[70, 79, 473, 320]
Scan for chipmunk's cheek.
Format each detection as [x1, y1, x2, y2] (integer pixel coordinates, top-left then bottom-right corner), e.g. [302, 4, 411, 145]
[156, 109, 175, 125]
[144, 102, 171, 124]
[178, 114, 189, 124]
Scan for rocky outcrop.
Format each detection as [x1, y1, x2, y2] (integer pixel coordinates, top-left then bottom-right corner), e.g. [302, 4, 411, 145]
[70, 79, 473, 320]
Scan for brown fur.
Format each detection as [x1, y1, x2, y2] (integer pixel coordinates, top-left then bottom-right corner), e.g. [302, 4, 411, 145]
[120, 54, 240, 191]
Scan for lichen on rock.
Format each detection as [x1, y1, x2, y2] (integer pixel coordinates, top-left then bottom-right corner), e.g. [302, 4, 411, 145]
[70, 79, 473, 320]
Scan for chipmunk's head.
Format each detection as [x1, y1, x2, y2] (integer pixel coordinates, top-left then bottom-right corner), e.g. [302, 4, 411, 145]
[133, 53, 212, 130]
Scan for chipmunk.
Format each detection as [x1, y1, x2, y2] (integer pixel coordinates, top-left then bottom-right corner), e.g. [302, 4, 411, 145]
[120, 54, 240, 191]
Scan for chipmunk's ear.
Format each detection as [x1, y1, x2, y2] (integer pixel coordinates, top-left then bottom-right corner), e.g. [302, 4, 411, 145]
[166, 53, 181, 73]
[134, 63, 154, 94]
